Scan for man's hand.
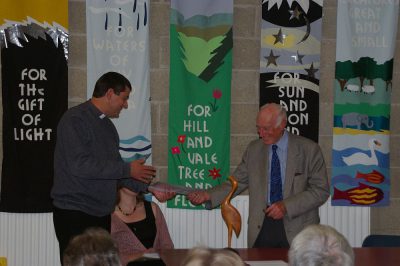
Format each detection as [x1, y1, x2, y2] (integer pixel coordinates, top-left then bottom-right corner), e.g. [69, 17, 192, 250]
[130, 159, 156, 184]
[148, 184, 176, 202]
[187, 190, 210, 205]
[264, 201, 287, 220]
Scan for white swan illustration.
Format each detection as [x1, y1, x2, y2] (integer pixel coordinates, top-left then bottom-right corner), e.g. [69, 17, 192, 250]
[342, 139, 381, 166]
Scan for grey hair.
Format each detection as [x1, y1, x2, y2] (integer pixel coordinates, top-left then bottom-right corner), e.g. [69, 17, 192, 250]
[289, 224, 354, 266]
[260, 103, 287, 127]
[181, 246, 246, 266]
[63, 227, 121, 266]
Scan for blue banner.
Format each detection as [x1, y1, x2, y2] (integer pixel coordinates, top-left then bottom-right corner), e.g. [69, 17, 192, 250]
[86, 0, 152, 162]
[331, 0, 398, 207]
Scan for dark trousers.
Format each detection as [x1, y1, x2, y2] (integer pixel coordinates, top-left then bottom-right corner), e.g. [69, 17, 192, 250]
[53, 206, 111, 264]
[253, 215, 289, 248]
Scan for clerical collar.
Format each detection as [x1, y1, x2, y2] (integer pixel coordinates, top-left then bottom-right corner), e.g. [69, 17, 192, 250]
[87, 100, 106, 119]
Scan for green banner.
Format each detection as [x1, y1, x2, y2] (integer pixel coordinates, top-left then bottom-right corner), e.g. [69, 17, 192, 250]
[167, 0, 233, 209]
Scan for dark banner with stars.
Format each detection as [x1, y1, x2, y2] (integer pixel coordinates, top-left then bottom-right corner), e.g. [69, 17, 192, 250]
[259, 0, 323, 143]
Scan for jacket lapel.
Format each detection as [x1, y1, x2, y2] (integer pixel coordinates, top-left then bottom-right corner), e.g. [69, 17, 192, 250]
[283, 134, 299, 198]
[259, 143, 269, 202]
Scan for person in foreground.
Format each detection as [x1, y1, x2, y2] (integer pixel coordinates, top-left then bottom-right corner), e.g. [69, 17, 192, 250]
[288, 224, 354, 266]
[187, 103, 330, 248]
[63, 227, 121, 266]
[111, 178, 174, 266]
[51, 71, 171, 262]
[180, 246, 245, 266]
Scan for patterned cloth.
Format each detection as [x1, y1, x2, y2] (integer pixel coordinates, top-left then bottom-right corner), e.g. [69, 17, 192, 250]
[111, 202, 174, 266]
[270, 145, 283, 203]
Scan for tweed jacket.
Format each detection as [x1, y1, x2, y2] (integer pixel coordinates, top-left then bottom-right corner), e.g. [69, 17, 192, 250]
[206, 132, 329, 247]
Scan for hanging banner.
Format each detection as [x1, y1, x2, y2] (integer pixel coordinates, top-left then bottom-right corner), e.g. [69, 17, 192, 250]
[86, 0, 152, 162]
[260, 0, 323, 142]
[167, 0, 233, 209]
[331, 0, 398, 207]
[0, 0, 68, 212]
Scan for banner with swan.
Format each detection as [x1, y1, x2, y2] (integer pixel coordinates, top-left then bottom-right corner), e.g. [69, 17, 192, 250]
[167, 0, 233, 209]
[331, 0, 398, 206]
[86, 0, 152, 163]
[259, 0, 324, 143]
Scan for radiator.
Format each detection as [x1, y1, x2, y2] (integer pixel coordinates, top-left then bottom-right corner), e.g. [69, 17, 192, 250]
[0, 196, 369, 266]
[159, 195, 370, 248]
[318, 198, 370, 247]
[0, 212, 60, 266]
[158, 196, 249, 249]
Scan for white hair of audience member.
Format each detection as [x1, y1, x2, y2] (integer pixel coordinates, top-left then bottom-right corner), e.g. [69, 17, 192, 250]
[63, 227, 121, 266]
[180, 246, 245, 266]
[288, 224, 354, 266]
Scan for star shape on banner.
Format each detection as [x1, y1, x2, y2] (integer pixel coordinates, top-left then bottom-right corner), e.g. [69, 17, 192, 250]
[265, 50, 280, 66]
[305, 62, 318, 78]
[291, 50, 305, 64]
[208, 167, 222, 180]
[273, 28, 285, 44]
[289, 6, 303, 20]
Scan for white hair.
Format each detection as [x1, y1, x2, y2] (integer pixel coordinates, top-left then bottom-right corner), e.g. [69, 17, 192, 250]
[289, 224, 354, 266]
[181, 246, 245, 266]
[260, 103, 287, 128]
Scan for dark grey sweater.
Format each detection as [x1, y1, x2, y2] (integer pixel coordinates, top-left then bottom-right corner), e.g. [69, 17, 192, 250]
[51, 101, 141, 216]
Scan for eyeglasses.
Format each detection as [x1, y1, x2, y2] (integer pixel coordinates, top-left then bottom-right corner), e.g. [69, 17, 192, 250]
[256, 125, 276, 133]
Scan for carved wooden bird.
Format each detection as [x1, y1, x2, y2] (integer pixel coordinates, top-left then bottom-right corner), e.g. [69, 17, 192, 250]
[221, 175, 242, 248]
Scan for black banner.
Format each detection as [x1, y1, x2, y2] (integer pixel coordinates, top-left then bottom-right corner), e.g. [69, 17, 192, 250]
[0, 34, 67, 212]
[259, 1, 323, 142]
[260, 72, 319, 142]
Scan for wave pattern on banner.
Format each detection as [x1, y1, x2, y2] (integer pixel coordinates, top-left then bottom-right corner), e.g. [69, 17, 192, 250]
[86, 0, 152, 162]
[331, 1, 398, 207]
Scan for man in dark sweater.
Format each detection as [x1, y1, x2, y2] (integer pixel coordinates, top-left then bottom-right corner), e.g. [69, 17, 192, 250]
[51, 72, 163, 262]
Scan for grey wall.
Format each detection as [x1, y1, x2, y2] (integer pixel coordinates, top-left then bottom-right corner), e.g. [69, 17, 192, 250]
[1, 0, 399, 235]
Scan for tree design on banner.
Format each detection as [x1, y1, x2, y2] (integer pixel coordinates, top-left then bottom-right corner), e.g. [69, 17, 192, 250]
[167, 0, 233, 209]
[331, 1, 398, 207]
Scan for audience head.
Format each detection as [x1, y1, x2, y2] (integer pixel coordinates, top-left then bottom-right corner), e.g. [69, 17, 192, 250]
[288, 224, 354, 266]
[63, 227, 121, 266]
[256, 103, 287, 145]
[180, 247, 245, 266]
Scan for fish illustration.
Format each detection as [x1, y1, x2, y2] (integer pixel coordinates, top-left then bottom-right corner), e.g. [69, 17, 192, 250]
[355, 170, 384, 184]
[333, 183, 383, 205]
